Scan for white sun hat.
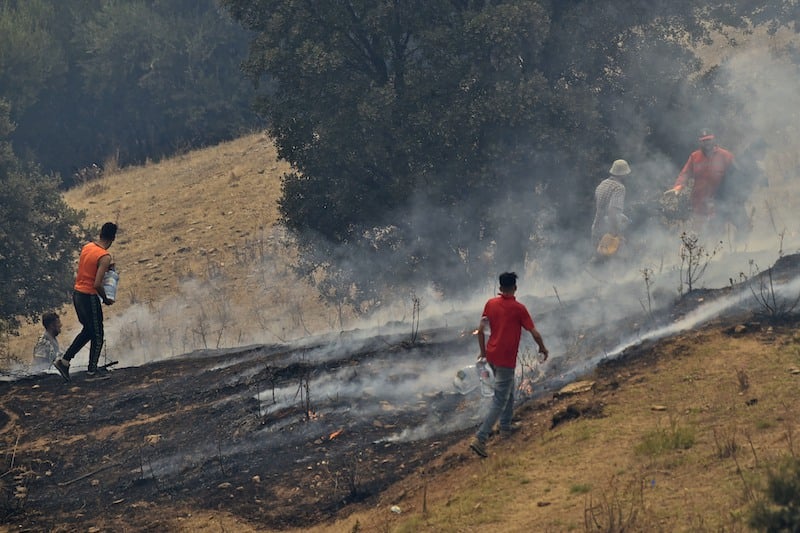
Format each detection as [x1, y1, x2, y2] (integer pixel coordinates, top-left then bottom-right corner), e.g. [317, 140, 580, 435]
[609, 159, 631, 176]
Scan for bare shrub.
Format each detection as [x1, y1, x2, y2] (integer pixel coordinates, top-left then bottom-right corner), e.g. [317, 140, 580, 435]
[73, 164, 103, 185]
[103, 150, 120, 174]
[713, 426, 740, 459]
[410, 293, 421, 343]
[84, 179, 109, 196]
[678, 232, 721, 294]
[639, 267, 654, 318]
[748, 265, 800, 320]
[736, 368, 750, 392]
[583, 477, 651, 532]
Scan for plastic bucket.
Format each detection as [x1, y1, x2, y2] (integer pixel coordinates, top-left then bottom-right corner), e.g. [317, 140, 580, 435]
[102, 269, 119, 302]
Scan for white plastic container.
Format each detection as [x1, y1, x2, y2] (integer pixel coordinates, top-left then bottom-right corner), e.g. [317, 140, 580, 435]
[453, 365, 479, 395]
[476, 358, 495, 397]
[102, 269, 119, 302]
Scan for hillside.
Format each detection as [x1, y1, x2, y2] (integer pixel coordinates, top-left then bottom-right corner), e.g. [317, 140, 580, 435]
[306, 314, 800, 532]
[7, 133, 345, 369]
[0, 130, 798, 531]
[2, 265, 800, 531]
[2, 26, 800, 531]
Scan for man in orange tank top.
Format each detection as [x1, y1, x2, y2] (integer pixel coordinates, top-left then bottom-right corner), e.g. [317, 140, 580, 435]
[54, 222, 117, 382]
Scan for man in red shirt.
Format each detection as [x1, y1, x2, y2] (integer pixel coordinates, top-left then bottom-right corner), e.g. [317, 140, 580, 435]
[470, 272, 548, 458]
[54, 222, 117, 382]
[665, 129, 735, 228]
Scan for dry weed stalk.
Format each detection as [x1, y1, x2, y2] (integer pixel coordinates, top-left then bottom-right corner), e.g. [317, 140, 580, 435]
[583, 476, 648, 532]
[729, 429, 764, 504]
[639, 267, 654, 318]
[712, 426, 740, 459]
[781, 402, 796, 458]
[748, 265, 800, 319]
[410, 293, 421, 343]
[678, 232, 721, 294]
[736, 368, 750, 392]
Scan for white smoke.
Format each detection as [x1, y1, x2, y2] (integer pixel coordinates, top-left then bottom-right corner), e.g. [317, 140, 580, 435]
[53, 31, 800, 452]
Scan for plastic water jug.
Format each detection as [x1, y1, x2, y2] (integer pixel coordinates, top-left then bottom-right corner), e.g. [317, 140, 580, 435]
[476, 359, 495, 397]
[102, 268, 119, 302]
[453, 365, 479, 395]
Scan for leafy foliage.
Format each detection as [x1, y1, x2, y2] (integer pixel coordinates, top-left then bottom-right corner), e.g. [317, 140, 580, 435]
[0, 100, 84, 336]
[749, 456, 800, 531]
[223, 0, 772, 310]
[0, 0, 66, 114]
[0, 0, 257, 182]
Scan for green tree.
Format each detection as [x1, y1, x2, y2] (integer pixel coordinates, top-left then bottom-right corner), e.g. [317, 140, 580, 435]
[0, 0, 66, 114]
[0, 99, 84, 338]
[223, 1, 784, 310]
[4, 0, 256, 183]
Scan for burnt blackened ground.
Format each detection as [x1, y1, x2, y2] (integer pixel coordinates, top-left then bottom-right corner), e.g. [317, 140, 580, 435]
[0, 328, 481, 531]
[2, 254, 798, 531]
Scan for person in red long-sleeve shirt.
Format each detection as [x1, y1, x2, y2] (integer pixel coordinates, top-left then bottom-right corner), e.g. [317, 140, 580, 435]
[665, 129, 735, 229]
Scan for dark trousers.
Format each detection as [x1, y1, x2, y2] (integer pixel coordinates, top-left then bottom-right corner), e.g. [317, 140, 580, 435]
[63, 290, 104, 369]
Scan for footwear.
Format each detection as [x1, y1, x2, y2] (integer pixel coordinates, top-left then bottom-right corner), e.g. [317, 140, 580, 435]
[469, 437, 488, 458]
[86, 366, 110, 381]
[491, 421, 522, 437]
[54, 358, 71, 382]
[499, 421, 523, 437]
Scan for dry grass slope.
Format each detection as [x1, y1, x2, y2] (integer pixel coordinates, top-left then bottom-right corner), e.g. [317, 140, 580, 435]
[296, 325, 800, 533]
[7, 132, 341, 366]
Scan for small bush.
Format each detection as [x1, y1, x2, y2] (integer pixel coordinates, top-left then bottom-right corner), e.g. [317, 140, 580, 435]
[712, 427, 740, 459]
[571, 483, 592, 495]
[635, 419, 695, 457]
[749, 456, 800, 530]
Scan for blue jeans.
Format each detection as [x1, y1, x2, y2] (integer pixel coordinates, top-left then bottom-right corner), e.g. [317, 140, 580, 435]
[476, 365, 515, 443]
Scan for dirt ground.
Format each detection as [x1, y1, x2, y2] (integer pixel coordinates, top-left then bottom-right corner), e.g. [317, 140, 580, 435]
[3, 258, 800, 531]
[0, 326, 478, 531]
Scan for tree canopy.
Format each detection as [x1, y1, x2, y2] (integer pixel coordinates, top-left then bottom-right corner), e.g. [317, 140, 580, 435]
[0, 99, 84, 338]
[222, 0, 785, 309]
[0, 0, 258, 183]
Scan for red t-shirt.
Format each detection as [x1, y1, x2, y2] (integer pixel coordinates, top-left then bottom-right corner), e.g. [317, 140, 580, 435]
[674, 146, 734, 216]
[481, 294, 535, 369]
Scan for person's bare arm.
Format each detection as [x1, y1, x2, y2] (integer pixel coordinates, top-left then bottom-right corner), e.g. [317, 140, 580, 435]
[476, 317, 488, 360]
[666, 156, 693, 194]
[528, 326, 548, 361]
[93, 255, 114, 305]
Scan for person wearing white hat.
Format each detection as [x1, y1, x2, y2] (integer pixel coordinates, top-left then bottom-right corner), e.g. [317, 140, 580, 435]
[590, 159, 631, 257]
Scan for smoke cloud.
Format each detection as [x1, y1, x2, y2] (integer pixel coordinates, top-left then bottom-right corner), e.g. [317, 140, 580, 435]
[50, 30, 800, 447]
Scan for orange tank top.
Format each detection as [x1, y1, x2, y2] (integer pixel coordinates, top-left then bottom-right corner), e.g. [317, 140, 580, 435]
[74, 242, 111, 294]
